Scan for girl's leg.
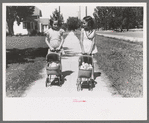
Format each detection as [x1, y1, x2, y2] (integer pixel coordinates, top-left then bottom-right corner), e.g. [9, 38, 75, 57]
[92, 65, 94, 80]
[59, 50, 62, 74]
[91, 54, 95, 80]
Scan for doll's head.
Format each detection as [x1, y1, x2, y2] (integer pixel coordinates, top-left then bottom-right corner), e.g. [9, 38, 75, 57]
[82, 16, 94, 30]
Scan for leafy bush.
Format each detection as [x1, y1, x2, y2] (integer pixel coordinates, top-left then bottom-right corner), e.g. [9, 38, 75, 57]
[67, 17, 81, 31]
[37, 32, 46, 36]
[30, 30, 37, 36]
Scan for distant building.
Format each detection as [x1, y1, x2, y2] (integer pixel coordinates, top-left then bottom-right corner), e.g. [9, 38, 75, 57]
[35, 18, 49, 33]
[13, 6, 42, 35]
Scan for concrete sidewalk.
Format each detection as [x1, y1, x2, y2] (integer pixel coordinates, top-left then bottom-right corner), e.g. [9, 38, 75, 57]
[96, 30, 143, 42]
[23, 31, 121, 98]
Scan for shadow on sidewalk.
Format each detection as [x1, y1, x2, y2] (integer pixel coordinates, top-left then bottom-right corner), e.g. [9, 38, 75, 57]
[94, 72, 101, 79]
[62, 47, 80, 58]
[46, 71, 74, 87]
[60, 70, 74, 85]
[62, 70, 74, 78]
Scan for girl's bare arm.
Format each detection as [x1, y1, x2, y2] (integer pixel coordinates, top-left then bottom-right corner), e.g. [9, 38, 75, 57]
[79, 29, 85, 53]
[45, 36, 53, 50]
[88, 30, 96, 54]
[89, 37, 95, 54]
[57, 35, 64, 50]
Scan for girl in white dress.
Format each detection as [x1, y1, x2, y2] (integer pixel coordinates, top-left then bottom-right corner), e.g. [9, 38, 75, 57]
[80, 16, 98, 80]
[80, 16, 97, 54]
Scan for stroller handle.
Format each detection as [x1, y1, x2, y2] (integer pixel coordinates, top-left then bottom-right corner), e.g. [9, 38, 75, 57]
[50, 48, 61, 53]
[82, 53, 92, 56]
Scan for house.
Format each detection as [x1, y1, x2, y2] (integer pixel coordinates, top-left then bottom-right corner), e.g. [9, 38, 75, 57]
[36, 18, 49, 33]
[13, 6, 42, 35]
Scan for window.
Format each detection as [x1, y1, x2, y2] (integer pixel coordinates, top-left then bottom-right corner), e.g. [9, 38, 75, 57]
[23, 22, 30, 29]
[27, 22, 30, 29]
[35, 22, 38, 30]
[23, 22, 27, 29]
[30, 22, 33, 29]
[35, 25, 38, 30]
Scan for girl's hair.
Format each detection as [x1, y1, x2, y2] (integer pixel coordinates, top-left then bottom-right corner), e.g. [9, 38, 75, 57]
[49, 17, 62, 28]
[83, 16, 94, 29]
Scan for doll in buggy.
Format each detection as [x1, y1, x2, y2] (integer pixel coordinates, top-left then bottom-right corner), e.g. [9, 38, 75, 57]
[76, 53, 94, 91]
[45, 49, 63, 87]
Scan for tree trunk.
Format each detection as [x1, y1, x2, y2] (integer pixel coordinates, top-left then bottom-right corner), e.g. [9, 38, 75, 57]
[7, 19, 15, 36]
[127, 23, 129, 31]
[120, 25, 123, 32]
[126, 19, 129, 31]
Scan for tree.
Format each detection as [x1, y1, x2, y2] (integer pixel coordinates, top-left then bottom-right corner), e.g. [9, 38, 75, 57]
[132, 7, 143, 28]
[49, 9, 64, 28]
[113, 7, 125, 31]
[93, 7, 115, 30]
[122, 7, 136, 31]
[93, 6, 143, 31]
[93, 10, 101, 30]
[66, 17, 81, 31]
[6, 6, 35, 36]
[61, 23, 67, 31]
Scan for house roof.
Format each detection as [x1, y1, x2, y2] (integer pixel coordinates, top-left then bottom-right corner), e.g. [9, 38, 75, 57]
[35, 18, 49, 25]
[40, 18, 49, 25]
[32, 6, 42, 17]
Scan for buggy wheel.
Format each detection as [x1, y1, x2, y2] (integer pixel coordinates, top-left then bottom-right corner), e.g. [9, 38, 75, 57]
[59, 79, 62, 87]
[89, 80, 93, 91]
[60, 74, 63, 82]
[77, 83, 81, 91]
[46, 78, 49, 87]
[89, 87, 93, 91]
[76, 78, 81, 86]
[48, 75, 52, 87]
[60, 74, 64, 86]
[58, 76, 61, 87]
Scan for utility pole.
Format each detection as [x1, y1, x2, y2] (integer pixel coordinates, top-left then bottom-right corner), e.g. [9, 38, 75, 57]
[59, 6, 60, 14]
[79, 6, 81, 20]
[86, 6, 87, 16]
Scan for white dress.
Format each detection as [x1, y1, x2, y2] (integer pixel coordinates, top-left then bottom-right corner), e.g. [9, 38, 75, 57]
[45, 28, 65, 54]
[45, 28, 64, 49]
[82, 29, 98, 54]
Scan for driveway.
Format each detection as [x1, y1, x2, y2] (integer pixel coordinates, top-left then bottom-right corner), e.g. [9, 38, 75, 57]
[96, 30, 143, 42]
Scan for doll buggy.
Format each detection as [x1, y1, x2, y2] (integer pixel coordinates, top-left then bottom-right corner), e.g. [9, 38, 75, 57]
[45, 49, 63, 87]
[76, 54, 94, 91]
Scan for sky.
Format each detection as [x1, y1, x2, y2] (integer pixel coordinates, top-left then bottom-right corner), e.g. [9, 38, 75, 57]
[4, 3, 145, 23]
[35, 3, 96, 22]
[33, 2, 145, 22]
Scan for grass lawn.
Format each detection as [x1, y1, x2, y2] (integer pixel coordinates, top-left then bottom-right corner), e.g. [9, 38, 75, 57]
[6, 31, 143, 97]
[96, 36, 143, 97]
[6, 58, 46, 97]
[75, 32, 143, 97]
[6, 33, 68, 97]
